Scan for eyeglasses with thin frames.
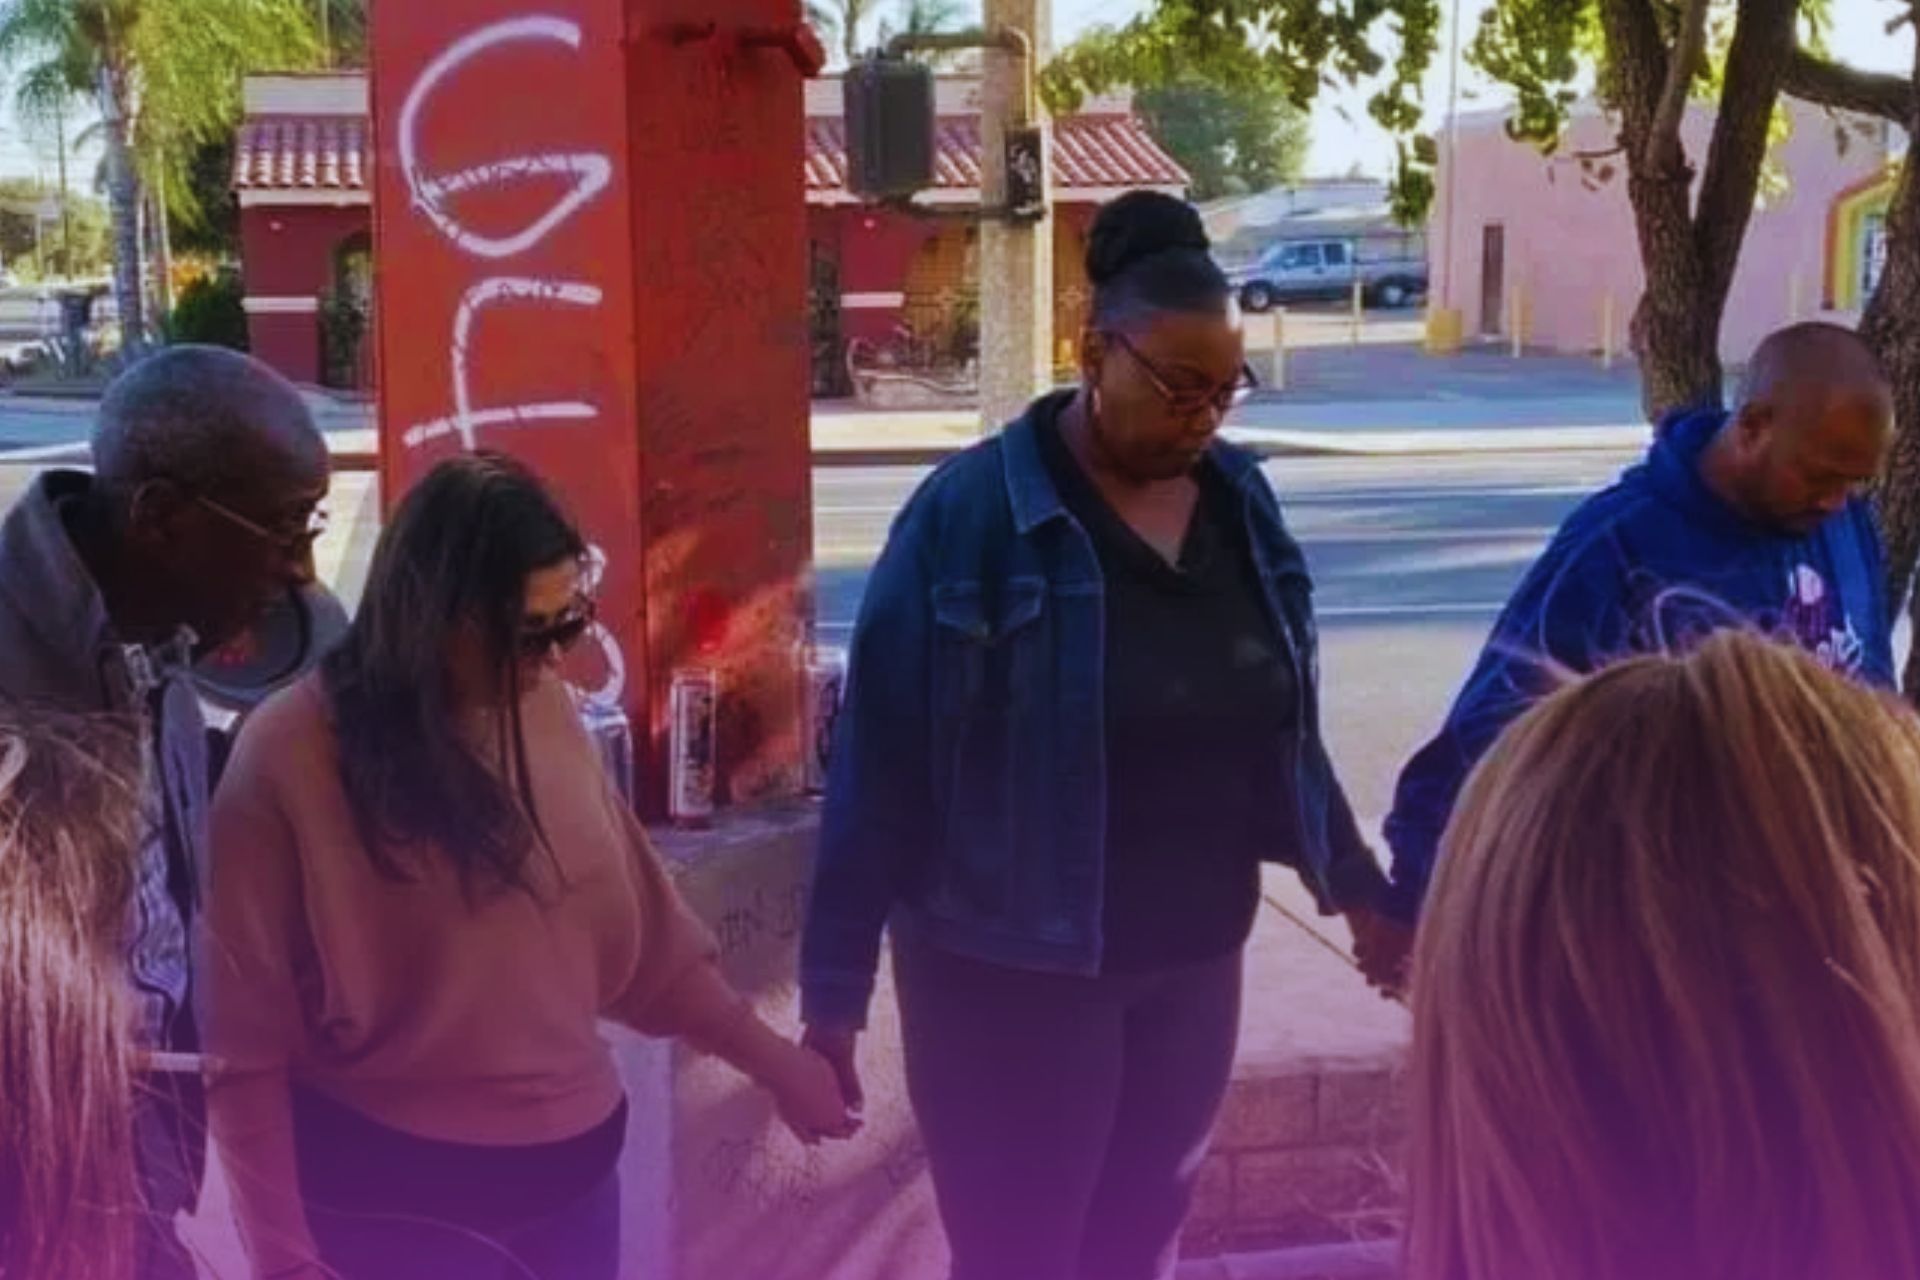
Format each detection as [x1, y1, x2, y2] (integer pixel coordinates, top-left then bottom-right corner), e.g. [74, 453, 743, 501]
[192, 492, 330, 559]
[1104, 331, 1259, 418]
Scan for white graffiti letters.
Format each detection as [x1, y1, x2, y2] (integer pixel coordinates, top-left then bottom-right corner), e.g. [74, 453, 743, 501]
[397, 13, 626, 704]
[402, 277, 605, 451]
[398, 16, 612, 260]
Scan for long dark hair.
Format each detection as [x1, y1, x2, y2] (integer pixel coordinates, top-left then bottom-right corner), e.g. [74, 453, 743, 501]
[324, 452, 586, 892]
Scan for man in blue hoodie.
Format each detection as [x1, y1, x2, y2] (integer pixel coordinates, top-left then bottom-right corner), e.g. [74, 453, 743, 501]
[1383, 322, 1895, 928]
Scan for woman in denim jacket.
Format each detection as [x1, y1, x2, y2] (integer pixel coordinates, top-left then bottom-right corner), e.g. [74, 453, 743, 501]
[800, 191, 1408, 1280]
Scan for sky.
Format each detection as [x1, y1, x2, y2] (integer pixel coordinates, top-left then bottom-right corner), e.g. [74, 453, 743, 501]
[1051, 0, 1915, 178]
[0, 104, 88, 193]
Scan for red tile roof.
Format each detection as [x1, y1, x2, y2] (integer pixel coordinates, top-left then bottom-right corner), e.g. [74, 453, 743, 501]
[235, 111, 1186, 202]
[804, 114, 1188, 198]
[233, 116, 368, 192]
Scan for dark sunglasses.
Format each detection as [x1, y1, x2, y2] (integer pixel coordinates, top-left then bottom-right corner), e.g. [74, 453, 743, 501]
[518, 598, 596, 658]
[1104, 330, 1258, 417]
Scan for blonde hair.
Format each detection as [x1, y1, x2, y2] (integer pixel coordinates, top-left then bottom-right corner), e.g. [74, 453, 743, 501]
[1409, 631, 1920, 1280]
[0, 706, 144, 1280]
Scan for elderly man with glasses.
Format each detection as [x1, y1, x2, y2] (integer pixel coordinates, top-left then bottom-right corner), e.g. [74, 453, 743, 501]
[0, 343, 329, 1278]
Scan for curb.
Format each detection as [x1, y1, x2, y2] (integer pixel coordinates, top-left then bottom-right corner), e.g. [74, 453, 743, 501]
[0, 442, 383, 470]
[810, 427, 1650, 467]
[0, 442, 88, 465]
[0, 429, 1650, 471]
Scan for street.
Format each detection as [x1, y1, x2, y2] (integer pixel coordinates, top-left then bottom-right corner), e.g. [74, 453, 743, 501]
[814, 449, 1640, 821]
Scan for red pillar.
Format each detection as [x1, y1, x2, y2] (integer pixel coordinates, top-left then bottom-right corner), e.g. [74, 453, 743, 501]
[370, 0, 819, 815]
[837, 207, 939, 345]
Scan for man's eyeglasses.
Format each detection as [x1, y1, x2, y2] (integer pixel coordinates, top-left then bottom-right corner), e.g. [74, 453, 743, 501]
[1105, 331, 1258, 418]
[193, 492, 330, 559]
[519, 598, 596, 659]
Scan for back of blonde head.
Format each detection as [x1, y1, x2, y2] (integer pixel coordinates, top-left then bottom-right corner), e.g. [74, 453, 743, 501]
[0, 706, 143, 1280]
[1410, 631, 1920, 1280]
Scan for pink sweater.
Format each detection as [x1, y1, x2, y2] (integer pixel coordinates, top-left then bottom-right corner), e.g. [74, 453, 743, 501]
[202, 674, 729, 1275]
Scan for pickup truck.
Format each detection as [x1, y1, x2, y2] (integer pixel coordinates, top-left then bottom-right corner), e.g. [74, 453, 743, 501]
[1226, 237, 1428, 313]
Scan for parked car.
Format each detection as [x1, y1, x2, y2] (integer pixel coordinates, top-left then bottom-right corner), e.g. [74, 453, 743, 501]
[1226, 236, 1427, 312]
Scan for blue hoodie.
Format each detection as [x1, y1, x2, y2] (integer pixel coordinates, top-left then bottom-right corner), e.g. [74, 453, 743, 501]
[1382, 408, 1894, 919]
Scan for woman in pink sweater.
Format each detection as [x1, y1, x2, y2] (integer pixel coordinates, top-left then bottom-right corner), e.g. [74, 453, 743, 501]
[203, 453, 854, 1280]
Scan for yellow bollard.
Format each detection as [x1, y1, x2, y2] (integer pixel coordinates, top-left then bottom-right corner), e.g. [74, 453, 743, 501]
[1351, 280, 1364, 346]
[1274, 306, 1288, 389]
[1242, 311, 1277, 389]
[1510, 285, 1524, 358]
[1424, 305, 1464, 355]
[1601, 292, 1616, 369]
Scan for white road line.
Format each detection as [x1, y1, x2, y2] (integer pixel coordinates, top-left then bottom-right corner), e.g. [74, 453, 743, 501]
[1317, 601, 1505, 619]
[0, 442, 87, 463]
[814, 529, 1555, 557]
[812, 601, 1507, 628]
[814, 485, 1606, 517]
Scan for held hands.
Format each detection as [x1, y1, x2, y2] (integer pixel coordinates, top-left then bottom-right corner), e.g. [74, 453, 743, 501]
[767, 1033, 863, 1145]
[1345, 906, 1414, 1001]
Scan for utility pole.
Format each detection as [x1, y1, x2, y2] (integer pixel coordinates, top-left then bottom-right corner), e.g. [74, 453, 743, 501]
[977, 0, 1051, 432]
[55, 105, 70, 280]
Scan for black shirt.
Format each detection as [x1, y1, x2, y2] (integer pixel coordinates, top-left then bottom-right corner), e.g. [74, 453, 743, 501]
[1036, 413, 1300, 973]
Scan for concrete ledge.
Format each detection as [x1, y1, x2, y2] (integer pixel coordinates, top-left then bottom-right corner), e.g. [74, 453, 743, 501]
[1179, 1238, 1399, 1279]
[1183, 873, 1410, 1258]
[632, 801, 945, 1280]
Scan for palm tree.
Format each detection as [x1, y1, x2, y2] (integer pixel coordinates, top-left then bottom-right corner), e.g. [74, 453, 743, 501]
[880, 0, 970, 45]
[878, 0, 973, 67]
[805, 0, 881, 66]
[808, 0, 973, 68]
[0, 0, 319, 352]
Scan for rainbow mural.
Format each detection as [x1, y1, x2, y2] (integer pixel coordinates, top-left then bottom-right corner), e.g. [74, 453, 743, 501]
[1827, 165, 1897, 312]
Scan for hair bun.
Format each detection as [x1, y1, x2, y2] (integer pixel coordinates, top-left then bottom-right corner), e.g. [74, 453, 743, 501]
[1085, 191, 1211, 286]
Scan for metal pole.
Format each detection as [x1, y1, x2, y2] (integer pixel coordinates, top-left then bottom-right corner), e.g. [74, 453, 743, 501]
[976, 0, 1051, 433]
[55, 104, 70, 280]
[1438, 0, 1464, 314]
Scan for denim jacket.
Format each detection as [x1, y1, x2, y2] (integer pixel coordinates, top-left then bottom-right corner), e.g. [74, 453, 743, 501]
[800, 393, 1386, 1030]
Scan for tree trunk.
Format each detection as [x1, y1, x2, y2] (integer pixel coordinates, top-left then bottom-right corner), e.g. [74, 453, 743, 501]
[150, 186, 174, 322]
[99, 62, 145, 357]
[1776, 24, 1920, 694]
[1626, 185, 1722, 421]
[1600, 0, 1798, 423]
[1858, 48, 1920, 694]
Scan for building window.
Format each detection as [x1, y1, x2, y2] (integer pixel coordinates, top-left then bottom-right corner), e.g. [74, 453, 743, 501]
[1863, 212, 1888, 303]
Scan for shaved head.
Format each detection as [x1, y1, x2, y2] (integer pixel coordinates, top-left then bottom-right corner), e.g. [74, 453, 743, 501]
[1719, 323, 1893, 534]
[1739, 322, 1892, 436]
[92, 344, 325, 502]
[82, 345, 331, 649]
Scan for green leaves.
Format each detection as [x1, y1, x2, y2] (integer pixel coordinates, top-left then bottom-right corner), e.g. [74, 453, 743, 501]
[1468, 0, 1585, 148]
[1134, 75, 1310, 199]
[1042, 0, 1453, 223]
[0, 0, 325, 234]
